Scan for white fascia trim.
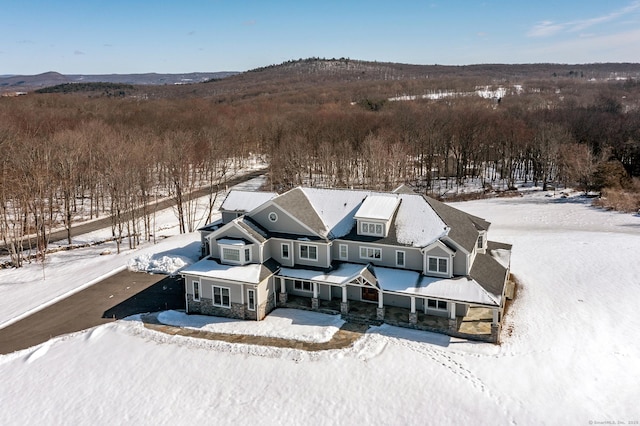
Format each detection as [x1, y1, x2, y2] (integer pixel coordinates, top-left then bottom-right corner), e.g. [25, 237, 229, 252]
[206, 220, 262, 246]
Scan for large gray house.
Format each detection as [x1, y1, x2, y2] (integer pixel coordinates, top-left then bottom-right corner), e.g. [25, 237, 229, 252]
[181, 186, 512, 342]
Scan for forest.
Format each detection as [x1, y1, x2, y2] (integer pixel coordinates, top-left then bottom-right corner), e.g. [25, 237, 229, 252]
[1, 59, 639, 268]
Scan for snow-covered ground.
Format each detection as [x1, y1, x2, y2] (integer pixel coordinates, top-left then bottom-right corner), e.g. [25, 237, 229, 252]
[1, 188, 639, 424]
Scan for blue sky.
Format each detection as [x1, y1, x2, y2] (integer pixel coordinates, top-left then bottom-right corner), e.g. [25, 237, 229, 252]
[2, 0, 640, 74]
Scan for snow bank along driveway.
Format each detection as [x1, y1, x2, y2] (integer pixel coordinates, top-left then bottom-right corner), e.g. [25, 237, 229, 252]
[1, 190, 639, 425]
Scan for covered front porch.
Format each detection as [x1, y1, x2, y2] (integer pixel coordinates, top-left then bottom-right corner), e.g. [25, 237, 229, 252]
[280, 294, 498, 343]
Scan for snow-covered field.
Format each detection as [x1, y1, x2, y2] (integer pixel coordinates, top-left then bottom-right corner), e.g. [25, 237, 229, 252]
[1, 189, 639, 425]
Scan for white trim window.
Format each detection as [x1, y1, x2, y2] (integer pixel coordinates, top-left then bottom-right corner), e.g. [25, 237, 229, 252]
[281, 243, 290, 259]
[294, 280, 313, 292]
[427, 299, 447, 310]
[360, 246, 382, 260]
[247, 289, 256, 311]
[193, 280, 200, 301]
[213, 285, 231, 308]
[219, 240, 252, 265]
[396, 250, 405, 267]
[427, 256, 448, 274]
[360, 221, 384, 237]
[339, 244, 348, 260]
[477, 234, 484, 249]
[299, 244, 318, 261]
[268, 212, 278, 222]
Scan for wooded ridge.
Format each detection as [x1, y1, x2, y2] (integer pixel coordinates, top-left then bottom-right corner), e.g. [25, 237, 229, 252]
[1, 58, 639, 268]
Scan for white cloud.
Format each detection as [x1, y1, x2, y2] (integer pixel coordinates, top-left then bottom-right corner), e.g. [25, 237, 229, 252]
[528, 1, 640, 38]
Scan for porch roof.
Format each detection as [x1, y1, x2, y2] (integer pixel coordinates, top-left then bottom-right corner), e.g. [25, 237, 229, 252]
[278, 263, 369, 285]
[373, 265, 500, 307]
[181, 257, 276, 284]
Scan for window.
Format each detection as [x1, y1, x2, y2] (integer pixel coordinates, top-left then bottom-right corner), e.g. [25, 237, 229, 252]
[193, 281, 200, 301]
[427, 256, 448, 274]
[268, 212, 278, 222]
[281, 243, 290, 259]
[339, 244, 348, 260]
[294, 280, 313, 292]
[360, 221, 383, 236]
[247, 289, 255, 311]
[219, 240, 252, 265]
[222, 247, 240, 262]
[213, 285, 231, 308]
[396, 250, 405, 267]
[360, 246, 382, 260]
[299, 244, 318, 260]
[427, 299, 447, 310]
[477, 235, 484, 249]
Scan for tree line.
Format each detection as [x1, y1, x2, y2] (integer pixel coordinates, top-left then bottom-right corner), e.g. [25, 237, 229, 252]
[1, 76, 639, 267]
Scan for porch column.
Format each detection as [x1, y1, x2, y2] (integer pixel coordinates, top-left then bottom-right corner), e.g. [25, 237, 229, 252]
[409, 296, 417, 324]
[448, 302, 457, 332]
[376, 291, 385, 321]
[340, 286, 349, 315]
[278, 277, 288, 305]
[491, 308, 500, 344]
[311, 282, 319, 310]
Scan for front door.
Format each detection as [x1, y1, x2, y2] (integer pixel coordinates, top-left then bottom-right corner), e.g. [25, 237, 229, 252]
[361, 286, 378, 302]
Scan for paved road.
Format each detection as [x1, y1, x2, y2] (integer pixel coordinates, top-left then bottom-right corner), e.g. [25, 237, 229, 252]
[0, 169, 266, 255]
[0, 270, 184, 355]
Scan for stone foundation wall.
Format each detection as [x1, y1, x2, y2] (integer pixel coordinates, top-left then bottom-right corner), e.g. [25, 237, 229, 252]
[187, 295, 245, 320]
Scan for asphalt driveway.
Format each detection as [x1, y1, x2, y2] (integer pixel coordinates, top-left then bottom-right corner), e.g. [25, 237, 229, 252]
[0, 270, 184, 355]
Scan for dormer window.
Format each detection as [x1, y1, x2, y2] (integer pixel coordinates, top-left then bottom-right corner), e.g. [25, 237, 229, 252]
[477, 235, 484, 249]
[218, 238, 252, 265]
[360, 221, 384, 237]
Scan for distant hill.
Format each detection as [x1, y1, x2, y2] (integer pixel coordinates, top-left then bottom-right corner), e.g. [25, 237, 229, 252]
[0, 71, 237, 93]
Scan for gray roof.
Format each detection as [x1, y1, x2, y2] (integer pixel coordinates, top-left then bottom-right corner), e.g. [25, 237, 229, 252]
[271, 187, 329, 238]
[469, 251, 509, 301]
[424, 196, 487, 252]
[220, 190, 278, 213]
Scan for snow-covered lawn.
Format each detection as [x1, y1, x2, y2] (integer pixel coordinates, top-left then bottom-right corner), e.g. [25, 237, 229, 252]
[158, 308, 345, 343]
[1, 189, 639, 424]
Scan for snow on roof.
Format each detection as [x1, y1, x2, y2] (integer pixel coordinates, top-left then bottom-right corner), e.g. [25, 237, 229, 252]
[354, 195, 400, 221]
[373, 266, 421, 291]
[181, 258, 265, 284]
[279, 263, 368, 285]
[217, 238, 248, 246]
[220, 190, 277, 213]
[417, 275, 500, 306]
[299, 188, 368, 239]
[394, 194, 448, 247]
[373, 265, 499, 306]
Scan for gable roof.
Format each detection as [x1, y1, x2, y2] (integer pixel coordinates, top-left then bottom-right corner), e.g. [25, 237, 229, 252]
[423, 197, 488, 252]
[220, 190, 278, 213]
[270, 187, 329, 238]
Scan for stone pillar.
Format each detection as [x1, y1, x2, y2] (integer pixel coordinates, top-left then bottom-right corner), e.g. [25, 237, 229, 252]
[278, 277, 288, 306]
[340, 301, 349, 315]
[448, 318, 457, 332]
[278, 292, 288, 306]
[409, 312, 418, 324]
[491, 324, 500, 344]
[376, 307, 385, 321]
[311, 298, 319, 310]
